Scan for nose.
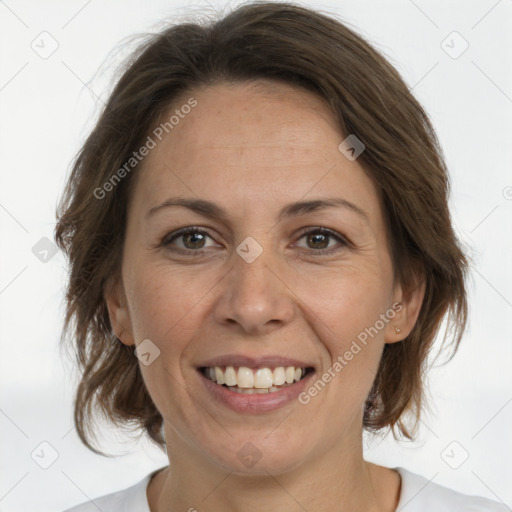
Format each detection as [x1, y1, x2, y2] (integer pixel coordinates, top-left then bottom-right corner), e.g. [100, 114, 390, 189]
[214, 243, 296, 335]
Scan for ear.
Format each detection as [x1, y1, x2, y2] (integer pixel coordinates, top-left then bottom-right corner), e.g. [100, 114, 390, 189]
[104, 276, 135, 346]
[385, 264, 426, 344]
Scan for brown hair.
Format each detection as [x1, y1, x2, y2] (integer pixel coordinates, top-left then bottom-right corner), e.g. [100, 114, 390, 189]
[55, 1, 468, 455]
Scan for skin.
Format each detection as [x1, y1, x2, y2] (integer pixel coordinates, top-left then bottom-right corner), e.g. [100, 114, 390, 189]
[106, 80, 425, 512]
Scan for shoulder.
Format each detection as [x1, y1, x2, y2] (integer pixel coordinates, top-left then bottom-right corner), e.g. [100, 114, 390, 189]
[396, 467, 509, 511]
[62, 471, 154, 512]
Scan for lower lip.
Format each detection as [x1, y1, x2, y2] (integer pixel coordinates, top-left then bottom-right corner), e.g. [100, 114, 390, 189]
[197, 369, 315, 413]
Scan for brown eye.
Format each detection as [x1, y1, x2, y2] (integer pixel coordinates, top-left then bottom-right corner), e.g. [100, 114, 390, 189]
[162, 227, 216, 254]
[161, 226, 348, 257]
[295, 228, 348, 256]
[306, 231, 329, 249]
[180, 231, 207, 249]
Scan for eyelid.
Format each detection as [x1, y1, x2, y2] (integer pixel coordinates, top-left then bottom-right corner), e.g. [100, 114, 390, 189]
[293, 226, 352, 254]
[160, 225, 351, 255]
[161, 226, 218, 247]
[294, 226, 350, 245]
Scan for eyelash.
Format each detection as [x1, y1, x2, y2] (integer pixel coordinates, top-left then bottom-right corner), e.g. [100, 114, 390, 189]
[160, 226, 349, 257]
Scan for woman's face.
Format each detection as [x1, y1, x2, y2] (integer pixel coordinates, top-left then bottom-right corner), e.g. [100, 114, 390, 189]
[108, 80, 413, 474]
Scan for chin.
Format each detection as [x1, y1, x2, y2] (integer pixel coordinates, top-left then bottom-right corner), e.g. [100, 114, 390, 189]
[203, 433, 313, 476]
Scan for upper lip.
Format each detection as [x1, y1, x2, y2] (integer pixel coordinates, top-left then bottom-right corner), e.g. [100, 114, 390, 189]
[198, 354, 315, 369]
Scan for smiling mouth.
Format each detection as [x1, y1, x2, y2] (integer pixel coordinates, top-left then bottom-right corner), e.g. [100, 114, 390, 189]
[199, 365, 315, 394]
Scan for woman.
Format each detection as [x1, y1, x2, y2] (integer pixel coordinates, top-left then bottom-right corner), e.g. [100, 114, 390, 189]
[55, 2, 507, 511]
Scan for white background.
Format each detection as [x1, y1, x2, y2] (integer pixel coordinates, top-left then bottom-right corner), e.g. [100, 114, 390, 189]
[1, 0, 511, 511]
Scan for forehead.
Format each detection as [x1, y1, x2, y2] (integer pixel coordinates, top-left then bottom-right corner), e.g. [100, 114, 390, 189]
[129, 80, 382, 227]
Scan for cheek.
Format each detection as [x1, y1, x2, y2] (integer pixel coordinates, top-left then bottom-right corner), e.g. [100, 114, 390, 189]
[125, 261, 212, 344]
[298, 263, 393, 344]
[297, 267, 392, 414]
[124, 263, 208, 419]
[126, 254, 392, 359]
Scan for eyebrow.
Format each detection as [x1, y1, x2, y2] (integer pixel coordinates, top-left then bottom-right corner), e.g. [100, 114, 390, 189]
[146, 197, 369, 223]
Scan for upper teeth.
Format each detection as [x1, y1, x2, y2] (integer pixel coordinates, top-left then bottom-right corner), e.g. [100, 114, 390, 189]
[204, 366, 306, 388]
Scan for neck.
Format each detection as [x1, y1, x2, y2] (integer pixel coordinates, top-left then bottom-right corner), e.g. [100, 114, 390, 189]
[148, 427, 400, 512]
